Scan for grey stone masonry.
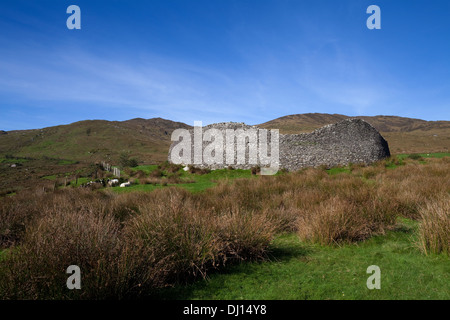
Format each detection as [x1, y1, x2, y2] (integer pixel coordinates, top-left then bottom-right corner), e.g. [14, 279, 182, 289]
[278, 118, 390, 171]
[168, 118, 390, 171]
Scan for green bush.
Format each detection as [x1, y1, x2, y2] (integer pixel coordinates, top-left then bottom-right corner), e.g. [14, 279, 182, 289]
[407, 153, 423, 161]
[119, 152, 139, 168]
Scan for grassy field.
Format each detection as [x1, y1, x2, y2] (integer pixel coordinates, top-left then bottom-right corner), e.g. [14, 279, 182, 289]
[155, 218, 449, 300]
[0, 154, 448, 300]
[123, 153, 447, 193]
[117, 166, 254, 193]
[81, 152, 445, 194]
[397, 152, 450, 159]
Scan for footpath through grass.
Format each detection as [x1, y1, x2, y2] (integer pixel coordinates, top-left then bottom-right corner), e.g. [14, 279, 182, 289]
[155, 219, 449, 300]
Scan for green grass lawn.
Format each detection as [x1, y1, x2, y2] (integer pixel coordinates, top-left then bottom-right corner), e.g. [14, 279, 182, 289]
[130, 165, 159, 174]
[178, 168, 254, 193]
[154, 218, 449, 300]
[397, 152, 450, 159]
[113, 167, 255, 193]
[326, 167, 352, 175]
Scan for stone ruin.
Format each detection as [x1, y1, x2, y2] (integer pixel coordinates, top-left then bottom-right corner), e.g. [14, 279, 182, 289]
[168, 118, 391, 172]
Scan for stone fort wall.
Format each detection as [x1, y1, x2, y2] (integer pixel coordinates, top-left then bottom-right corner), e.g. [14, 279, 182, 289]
[168, 118, 391, 171]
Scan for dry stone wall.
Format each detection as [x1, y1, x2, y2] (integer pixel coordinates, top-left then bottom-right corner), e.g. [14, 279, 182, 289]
[168, 118, 390, 171]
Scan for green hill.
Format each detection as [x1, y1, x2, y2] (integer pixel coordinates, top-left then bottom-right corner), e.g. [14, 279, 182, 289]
[1, 113, 449, 164]
[0, 117, 191, 165]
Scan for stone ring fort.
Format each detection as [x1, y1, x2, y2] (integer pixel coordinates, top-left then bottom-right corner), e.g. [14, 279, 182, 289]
[169, 118, 390, 174]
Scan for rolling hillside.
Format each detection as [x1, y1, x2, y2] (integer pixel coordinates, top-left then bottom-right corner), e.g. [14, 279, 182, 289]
[1, 113, 449, 165]
[0, 118, 191, 164]
[0, 113, 448, 194]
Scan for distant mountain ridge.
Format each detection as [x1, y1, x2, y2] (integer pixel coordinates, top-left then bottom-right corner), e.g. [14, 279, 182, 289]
[258, 113, 450, 133]
[1, 113, 449, 164]
[258, 113, 449, 154]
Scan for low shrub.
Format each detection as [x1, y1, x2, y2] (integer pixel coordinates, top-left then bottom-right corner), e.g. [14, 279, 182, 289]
[188, 165, 211, 175]
[150, 168, 164, 178]
[158, 161, 183, 173]
[417, 194, 449, 256]
[0, 207, 123, 299]
[1, 157, 448, 299]
[407, 153, 423, 161]
[297, 195, 396, 245]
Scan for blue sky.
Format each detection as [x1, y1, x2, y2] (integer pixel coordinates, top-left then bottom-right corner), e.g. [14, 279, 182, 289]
[0, 0, 449, 130]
